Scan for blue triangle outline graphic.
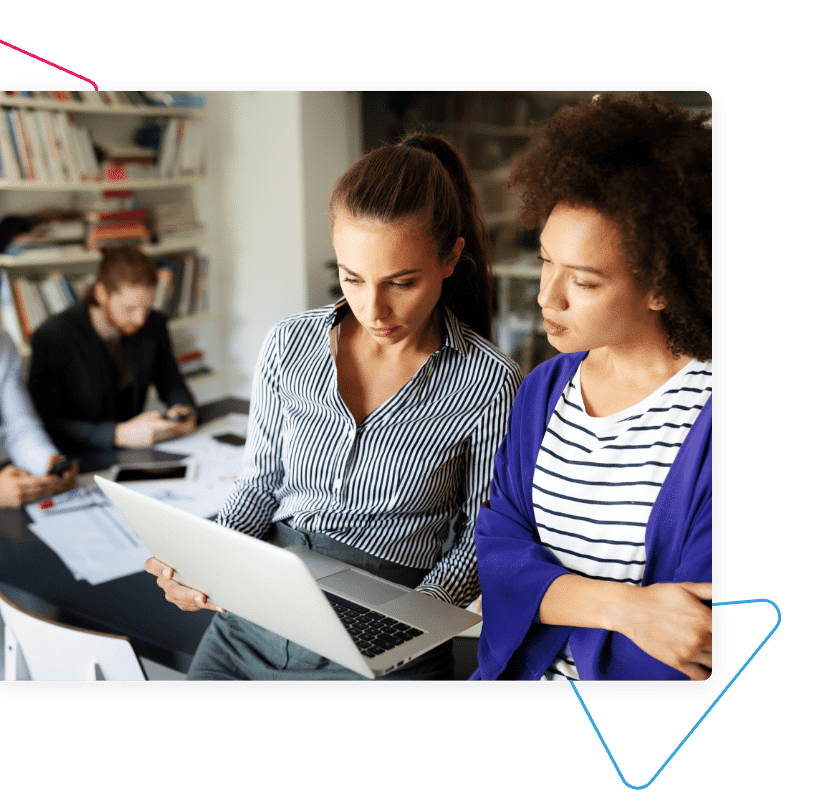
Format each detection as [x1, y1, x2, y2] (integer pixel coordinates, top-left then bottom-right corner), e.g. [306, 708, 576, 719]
[569, 598, 781, 790]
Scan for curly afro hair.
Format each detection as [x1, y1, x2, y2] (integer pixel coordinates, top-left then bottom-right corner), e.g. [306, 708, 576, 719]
[509, 92, 711, 361]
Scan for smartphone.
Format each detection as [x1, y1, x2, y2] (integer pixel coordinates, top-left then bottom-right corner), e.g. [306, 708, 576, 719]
[48, 458, 79, 476]
[164, 408, 192, 421]
[113, 462, 197, 483]
[213, 432, 246, 447]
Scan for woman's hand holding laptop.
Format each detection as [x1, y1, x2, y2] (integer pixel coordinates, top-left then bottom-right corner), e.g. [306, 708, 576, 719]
[145, 557, 226, 613]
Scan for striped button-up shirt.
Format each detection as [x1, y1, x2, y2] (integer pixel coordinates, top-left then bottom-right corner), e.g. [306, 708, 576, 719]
[0, 329, 58, 474]
[217, 301, 522, 607]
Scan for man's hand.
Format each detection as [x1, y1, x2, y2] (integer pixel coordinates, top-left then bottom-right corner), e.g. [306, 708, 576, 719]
[115, 411, 184, 447]
[164, 405, 197, 437]
[46, 454, 78, 494]
[0, 464, 53, 508]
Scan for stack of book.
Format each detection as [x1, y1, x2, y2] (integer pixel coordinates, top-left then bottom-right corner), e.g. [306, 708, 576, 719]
[3, 218, 88, 262]
[84, 208, 152, 249]
[151, 198, 203, 244]
[2, 199, 206, 261]
[175, 349, 210, 378]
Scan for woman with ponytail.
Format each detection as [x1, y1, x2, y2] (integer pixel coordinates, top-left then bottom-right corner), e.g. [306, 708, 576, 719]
[146, 132, 522, 680]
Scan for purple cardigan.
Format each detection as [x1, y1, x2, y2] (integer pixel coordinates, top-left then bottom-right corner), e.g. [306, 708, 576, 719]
[472, 352, 712, 680]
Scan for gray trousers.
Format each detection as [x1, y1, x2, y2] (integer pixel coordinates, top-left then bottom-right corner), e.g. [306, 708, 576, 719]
[186, 522, 454, 680]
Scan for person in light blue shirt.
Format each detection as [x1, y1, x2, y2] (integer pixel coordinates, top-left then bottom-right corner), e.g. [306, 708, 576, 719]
[0, 329, 76, 507]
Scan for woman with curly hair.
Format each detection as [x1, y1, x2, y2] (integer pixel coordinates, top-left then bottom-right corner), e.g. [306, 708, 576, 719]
[473, 93, 712, 681]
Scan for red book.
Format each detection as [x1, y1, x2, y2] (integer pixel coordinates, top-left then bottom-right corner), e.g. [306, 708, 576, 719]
[85, 209, 148, 223]
[175, 349, 204, 364]
[11, 279, 32, 341]
[90, 221, 150, 237]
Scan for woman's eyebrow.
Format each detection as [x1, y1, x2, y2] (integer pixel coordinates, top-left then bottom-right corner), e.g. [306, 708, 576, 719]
[337, 264, 422, 280]
[539, 252, 606, 277]
[564, 264, 606, 277]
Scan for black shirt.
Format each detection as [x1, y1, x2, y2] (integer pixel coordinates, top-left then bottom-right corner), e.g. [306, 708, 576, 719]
[27, 302, 196, 453]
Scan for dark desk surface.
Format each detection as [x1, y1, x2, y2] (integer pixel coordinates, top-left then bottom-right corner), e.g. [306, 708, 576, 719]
[0, 397, 248, 673]
[0, 396, 480, 678]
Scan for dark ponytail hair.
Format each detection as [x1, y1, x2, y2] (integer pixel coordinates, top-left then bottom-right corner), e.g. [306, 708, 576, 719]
[329, 132, 493, 340]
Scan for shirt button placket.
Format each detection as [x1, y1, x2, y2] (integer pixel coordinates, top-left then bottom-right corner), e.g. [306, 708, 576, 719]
[334, 425, 358, 500]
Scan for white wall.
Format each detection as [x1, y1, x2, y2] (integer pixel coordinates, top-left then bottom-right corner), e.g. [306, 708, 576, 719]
[199, 91, 361, 399]
[301, 92, 362, 310]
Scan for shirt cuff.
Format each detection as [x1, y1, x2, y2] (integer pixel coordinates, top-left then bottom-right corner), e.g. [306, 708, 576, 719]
[415, 584, 452, 604]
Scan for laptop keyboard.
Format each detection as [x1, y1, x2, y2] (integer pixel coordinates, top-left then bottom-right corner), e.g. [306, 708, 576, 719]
[323, 592, 424, 658]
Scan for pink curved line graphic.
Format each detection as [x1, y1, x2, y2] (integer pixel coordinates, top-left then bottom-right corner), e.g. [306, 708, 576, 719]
[1, 38, 98, 90]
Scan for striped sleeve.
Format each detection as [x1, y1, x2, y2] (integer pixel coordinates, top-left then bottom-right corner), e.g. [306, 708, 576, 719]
[417, 355, 522, 607]
[216, 323, 285, 538]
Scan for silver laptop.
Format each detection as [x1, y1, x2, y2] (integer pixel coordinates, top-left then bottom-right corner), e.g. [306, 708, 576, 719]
[94, 476, 480, 679]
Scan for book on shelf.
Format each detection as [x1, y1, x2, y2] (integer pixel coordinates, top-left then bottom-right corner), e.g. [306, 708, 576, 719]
[156, 119, 179, 178]
[155, 259, 184, 316]
[151, 197, 197, 229]
[69, 273, 95, 302]
[174, 119, 205, 176]
[86, 220, 151, 249]
[177, 254, 196, 318]
[152, 254, 207, 318]
[47, 112, 77, 182]
[0, 270, 25, 346]
[175, 348, 210, 377]
[10, 277, 36, 340]
[0, 111, 22, 180]
[35, 272, 73, 316]
[84, 209, 147, 224]
[21, 110, 52, 182]
[195, 255, 209, 313]
[5, 109, 35, 180]
[9, 277, 32, 341]
[156, 119, 206, 179]
[34, 110, 68, 183]
[76, 124, 99, 181]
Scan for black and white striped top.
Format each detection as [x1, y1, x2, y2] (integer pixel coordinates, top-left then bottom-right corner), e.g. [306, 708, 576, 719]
[217, 300, 522, 608]
[532, 358, 712, 679]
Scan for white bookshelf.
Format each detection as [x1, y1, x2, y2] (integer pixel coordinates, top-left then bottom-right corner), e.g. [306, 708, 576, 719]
[0, 91, 216, 402]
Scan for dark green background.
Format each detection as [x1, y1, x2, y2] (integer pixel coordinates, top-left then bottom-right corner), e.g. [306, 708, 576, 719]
[0, 7, 822, 797]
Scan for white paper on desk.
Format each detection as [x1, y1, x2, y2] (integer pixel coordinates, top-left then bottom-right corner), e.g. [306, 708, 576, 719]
[115, 465, 239, 520]
[145, 413, 249, 517]
[26, 485, 152, 585]
[154, 412, 249, 460]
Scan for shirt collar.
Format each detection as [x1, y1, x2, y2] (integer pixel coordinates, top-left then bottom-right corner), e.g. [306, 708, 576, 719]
[324, 299, 470, 358]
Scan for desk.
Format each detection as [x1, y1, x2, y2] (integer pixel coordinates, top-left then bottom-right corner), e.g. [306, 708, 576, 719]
[0, 396, 480, 678]
[0, 398, 247, 674]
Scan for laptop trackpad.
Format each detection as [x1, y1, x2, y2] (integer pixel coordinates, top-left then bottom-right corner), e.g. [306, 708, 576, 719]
[317, 570, 406, 606]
